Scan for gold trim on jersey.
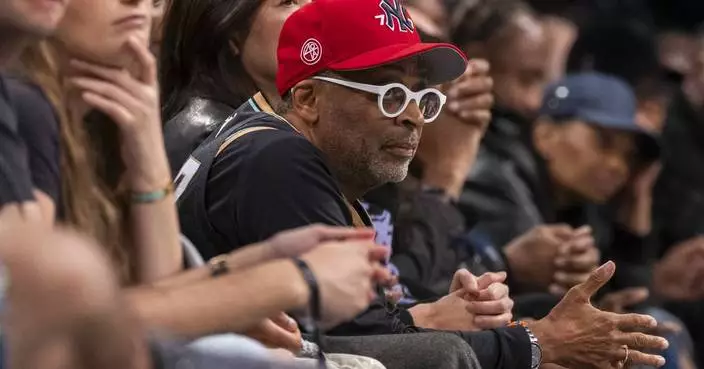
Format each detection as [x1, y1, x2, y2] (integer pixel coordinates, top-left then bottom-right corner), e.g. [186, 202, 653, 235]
[252, 92, 300, 133]
[216, 126, 277, 156]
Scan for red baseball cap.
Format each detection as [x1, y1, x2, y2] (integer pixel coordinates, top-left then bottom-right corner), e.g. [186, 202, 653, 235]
[276, 0, 468, 96]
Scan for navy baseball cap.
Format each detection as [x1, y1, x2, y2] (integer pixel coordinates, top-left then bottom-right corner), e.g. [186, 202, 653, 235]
[539, 72, 660, 162]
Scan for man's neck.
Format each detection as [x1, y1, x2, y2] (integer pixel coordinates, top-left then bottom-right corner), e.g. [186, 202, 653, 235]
[282, 112, 371, 201]
[0, 26, 30, 70]
[260, 87, 282, 109]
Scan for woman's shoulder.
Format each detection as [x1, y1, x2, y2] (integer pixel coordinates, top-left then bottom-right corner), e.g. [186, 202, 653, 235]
[4, 76, 58, 129]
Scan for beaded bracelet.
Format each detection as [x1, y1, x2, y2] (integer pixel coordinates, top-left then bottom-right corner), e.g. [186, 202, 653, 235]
[130, 182, 175, 204]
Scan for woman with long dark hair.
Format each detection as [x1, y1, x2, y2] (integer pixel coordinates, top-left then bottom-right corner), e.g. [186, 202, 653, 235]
[160, 0, 310, 173]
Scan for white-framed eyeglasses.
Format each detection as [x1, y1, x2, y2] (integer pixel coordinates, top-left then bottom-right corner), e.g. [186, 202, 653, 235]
[312, 76, 447, 123]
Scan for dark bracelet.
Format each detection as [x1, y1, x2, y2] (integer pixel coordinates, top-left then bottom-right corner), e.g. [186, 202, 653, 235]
[292, 258, 325, 368]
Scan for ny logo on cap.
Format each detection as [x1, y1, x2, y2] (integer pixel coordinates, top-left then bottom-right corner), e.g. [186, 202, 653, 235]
[375, 0, 414, 33]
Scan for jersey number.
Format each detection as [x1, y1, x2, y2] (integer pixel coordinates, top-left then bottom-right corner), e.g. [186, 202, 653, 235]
[174, 156, 201, 200]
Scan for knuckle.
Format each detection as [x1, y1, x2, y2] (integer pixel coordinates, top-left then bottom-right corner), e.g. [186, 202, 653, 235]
[504, 298, 514, 311]
[632, 333, 647, 347]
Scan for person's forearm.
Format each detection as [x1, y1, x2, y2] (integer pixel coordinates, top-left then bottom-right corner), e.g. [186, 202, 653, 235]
[151, 241, 274, 289]
[618, 193, 652, 237]
[420, 132, 482, 200]
[130, 192, 183, 283]
[125, 259, 309, 338]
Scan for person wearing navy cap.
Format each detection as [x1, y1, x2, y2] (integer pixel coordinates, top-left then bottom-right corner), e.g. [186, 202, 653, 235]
[465, 71, 691, 365]
[176, 0, 668, 367]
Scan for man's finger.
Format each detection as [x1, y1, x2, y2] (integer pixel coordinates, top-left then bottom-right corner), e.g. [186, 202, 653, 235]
[476, 282, 509, 301]
[451, 268, 479, 295]
[447, 93, 494, 114]
[625, 350, 666, 368]
[556, 247, 599, 272]
[616, 331, 669, 351]
[249, 320, 301, 351]
[601, 288, 649, 312]
[476, 271, 507, 290]
[368, 245, 390, 262]
[614, 313, 658, 331]
[548, 283, 567, 296]
[473, 312, 513, 329]
[567, 233, 596, 253]
[454, 110, 492, 129]
[541, 224, 575, 242]
[270, 312, 298, 333]
[371, 265, 393, 285]
[553, 271, 591, 287]
[572, 225, 592, 237]
[568, 261, 615, 301]
[447, 77, 493, 99]
[316, 225, 376, 241]
[466, 298, 513, 315]
[468, 59, 490, 75]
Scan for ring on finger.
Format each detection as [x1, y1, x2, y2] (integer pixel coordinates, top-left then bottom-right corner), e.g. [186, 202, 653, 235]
[621, 345, 630, 366]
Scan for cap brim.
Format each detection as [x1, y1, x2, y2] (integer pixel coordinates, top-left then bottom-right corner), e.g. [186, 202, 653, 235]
[328, 42, 467, 86]
[577, 109, 661, 162]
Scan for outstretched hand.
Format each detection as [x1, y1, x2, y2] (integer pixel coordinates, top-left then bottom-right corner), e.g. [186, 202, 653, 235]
[529, 262, 668, 369]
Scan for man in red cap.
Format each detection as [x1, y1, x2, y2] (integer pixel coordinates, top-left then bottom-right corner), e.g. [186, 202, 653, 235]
[176, 0, 669, 368]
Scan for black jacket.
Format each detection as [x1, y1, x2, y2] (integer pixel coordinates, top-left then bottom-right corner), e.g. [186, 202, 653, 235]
[459, 109, 654, 292]
[163, 97, 235, 175]
[364, 180, 474, 300]
[653, 92, 704, 256]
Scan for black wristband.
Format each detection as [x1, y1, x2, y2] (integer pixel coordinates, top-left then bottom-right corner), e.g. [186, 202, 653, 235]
[292, 258, 325, 368]
[293, 258, 321, 320]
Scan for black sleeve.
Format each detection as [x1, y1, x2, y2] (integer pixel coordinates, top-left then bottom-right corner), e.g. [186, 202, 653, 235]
[606, 223, 655, 291]
[458, 156, 543, 249]
[207, 130, 351, 248]
[0, 79, 34, 206]
[391, 188, 469, 298]
[7, 78, 61, 203]
[413, 325, 532, 369]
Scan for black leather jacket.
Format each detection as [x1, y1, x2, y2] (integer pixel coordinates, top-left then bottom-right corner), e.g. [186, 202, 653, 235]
[163, 98, 235, 175]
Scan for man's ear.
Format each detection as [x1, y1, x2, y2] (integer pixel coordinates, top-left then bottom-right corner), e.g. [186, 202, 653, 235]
[533, 118, 559, 160]
[291, 80, 319, 126]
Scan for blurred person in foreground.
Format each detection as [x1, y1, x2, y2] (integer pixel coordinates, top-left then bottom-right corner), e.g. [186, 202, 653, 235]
[0, 204, 151, 369]
[652, 24, 704, 366]
[0, 204, 338, 369]
[0, 0, 66, 212]
[0, 1, 148, 366]
[176, 0, 670, 367]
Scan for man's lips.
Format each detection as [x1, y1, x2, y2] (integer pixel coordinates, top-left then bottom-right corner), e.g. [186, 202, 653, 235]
[382, 142, 418, 158]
